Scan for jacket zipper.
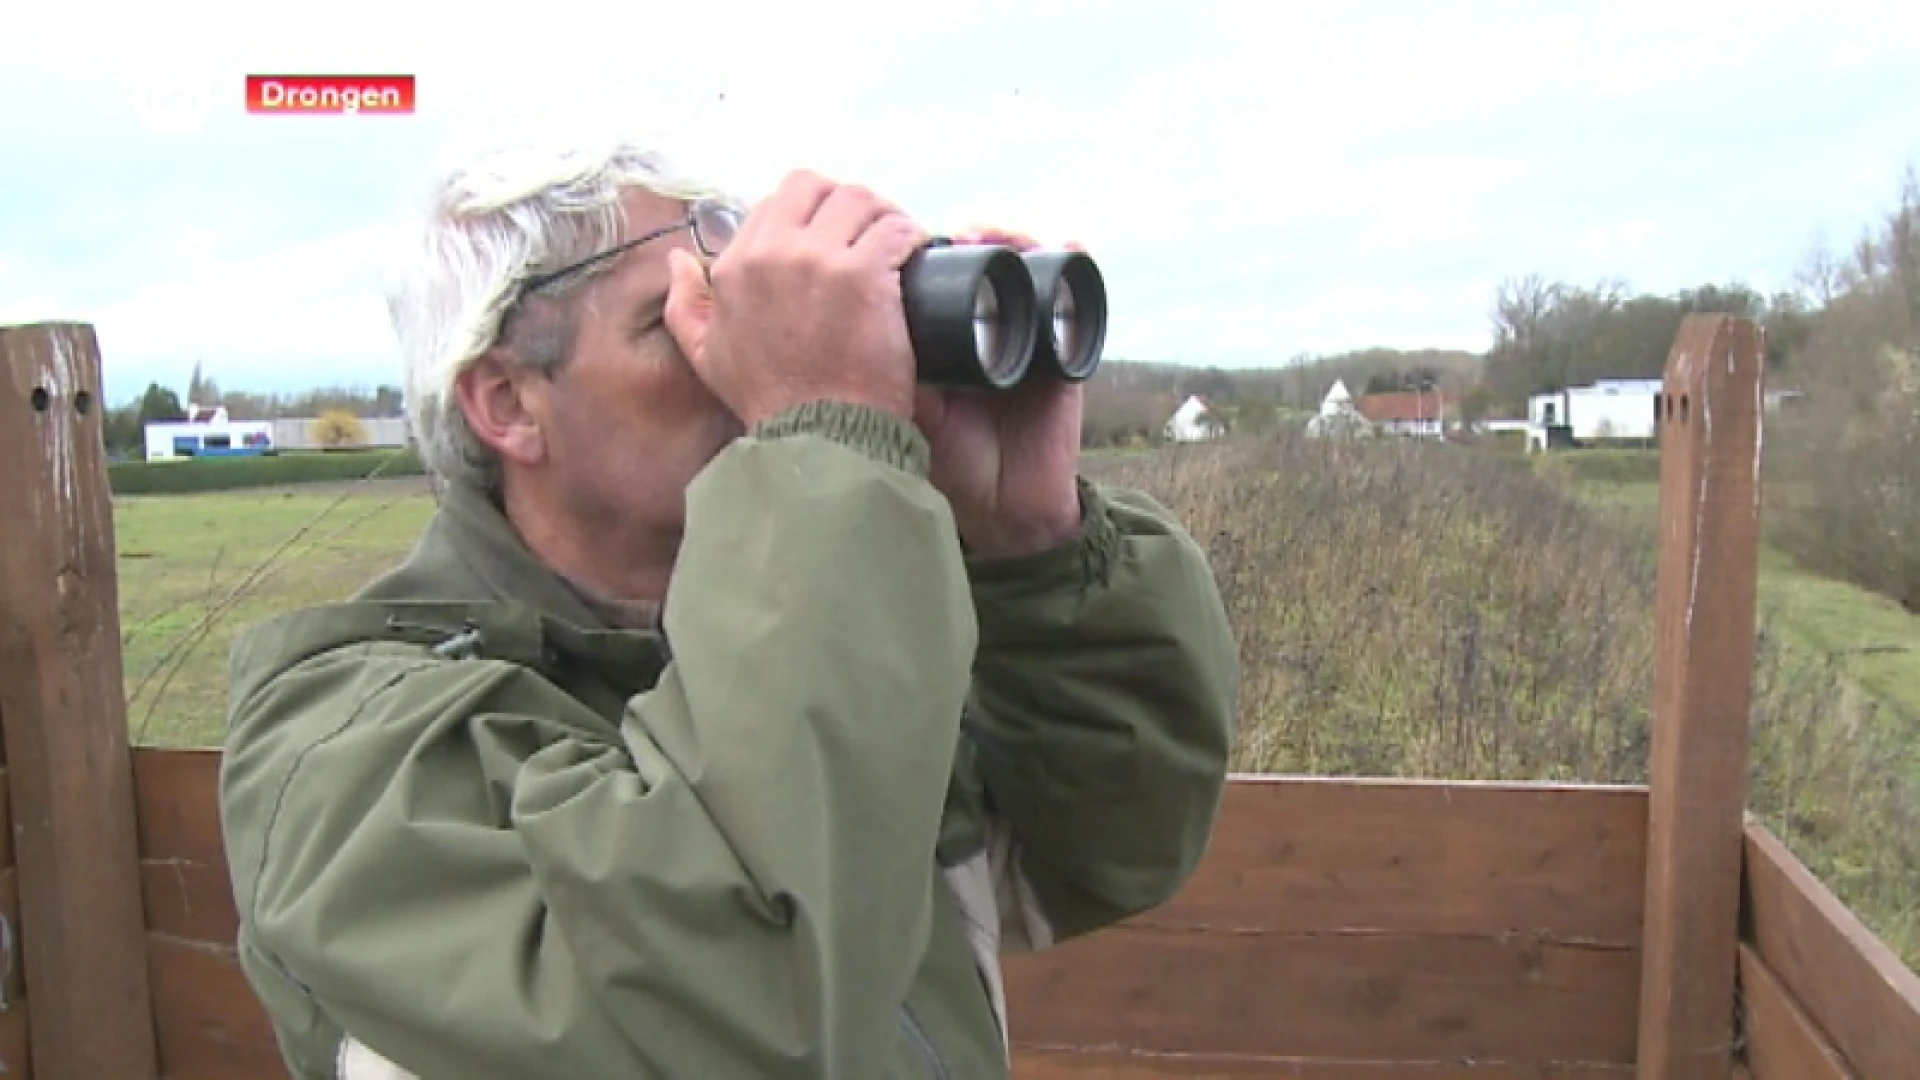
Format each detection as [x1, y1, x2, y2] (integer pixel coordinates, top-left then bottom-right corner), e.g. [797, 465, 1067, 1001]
[898, 1005, 951, 1080]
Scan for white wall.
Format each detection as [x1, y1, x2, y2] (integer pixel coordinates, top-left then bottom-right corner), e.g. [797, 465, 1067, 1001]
[1529, 391, 1570, 427]
[1375, 417, 1444, 438]
[1566, 387, 1659, 440]
[1527, 383, 1660, 445]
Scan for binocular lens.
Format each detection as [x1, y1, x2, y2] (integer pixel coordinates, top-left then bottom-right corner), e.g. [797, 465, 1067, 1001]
[900, 241, 1106, 390]
[1053, 283, 1078, 376]
[1024, 251, 1106, 382]
[972, 279, 1019, 387]
[901, 243, 1036, 390]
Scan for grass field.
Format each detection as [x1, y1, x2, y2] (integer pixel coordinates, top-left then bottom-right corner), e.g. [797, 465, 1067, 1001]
[1556, 472, 1920, 781]
[116, 477, 435, 747]
[116, 451, 1920, 760]
[107, 440, 1920, 962]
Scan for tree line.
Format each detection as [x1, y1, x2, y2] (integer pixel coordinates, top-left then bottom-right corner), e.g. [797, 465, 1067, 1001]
[1765, 166, 1920, 612]
[1462, 165, 1920, 613]
[1075, 162, 1919, 617]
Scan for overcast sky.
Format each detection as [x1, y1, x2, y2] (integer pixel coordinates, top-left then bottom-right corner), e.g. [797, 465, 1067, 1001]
[3, 0, 1917, 406]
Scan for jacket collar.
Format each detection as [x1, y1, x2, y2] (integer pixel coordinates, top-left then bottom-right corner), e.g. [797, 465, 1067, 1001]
[348, 478, 671, 692]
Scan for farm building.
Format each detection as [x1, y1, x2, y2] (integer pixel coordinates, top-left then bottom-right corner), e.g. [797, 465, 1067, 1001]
[142, 404, 274, 460]
[1356, 387, 1458, 438]
[1526, 378, 1662, 452]
[1162, 394, 1222, 442]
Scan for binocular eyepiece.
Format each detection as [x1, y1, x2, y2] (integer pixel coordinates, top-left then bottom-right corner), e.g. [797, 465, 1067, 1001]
[899, 240, 1108, 390]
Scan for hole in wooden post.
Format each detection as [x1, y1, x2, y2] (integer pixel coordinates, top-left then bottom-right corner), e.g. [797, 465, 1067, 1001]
[30, 387, 49, 412]
[74, 390, 93, 415]
[1680, 394, 1690, 424]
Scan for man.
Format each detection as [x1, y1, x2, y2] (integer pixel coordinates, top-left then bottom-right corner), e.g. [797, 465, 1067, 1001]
[220, 136, 1238, 1080]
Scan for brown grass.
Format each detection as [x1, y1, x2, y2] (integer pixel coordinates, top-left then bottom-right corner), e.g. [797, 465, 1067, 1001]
[1085, 432, 1920, 963]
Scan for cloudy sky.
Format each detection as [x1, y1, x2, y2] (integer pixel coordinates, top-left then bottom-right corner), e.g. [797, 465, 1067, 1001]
[3, 0, 1917, 405]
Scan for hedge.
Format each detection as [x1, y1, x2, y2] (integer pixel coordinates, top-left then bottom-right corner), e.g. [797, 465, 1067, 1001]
[109, 447, 426, 495]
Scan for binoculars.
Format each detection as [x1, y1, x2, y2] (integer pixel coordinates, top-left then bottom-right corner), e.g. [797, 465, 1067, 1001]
[899, 239, 1108, 390]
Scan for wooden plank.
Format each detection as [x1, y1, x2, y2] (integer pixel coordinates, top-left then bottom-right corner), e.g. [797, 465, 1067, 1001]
[1138, 775, 1646, 944]
[1636, 314, 1765, 1080]
[1743, 821, 1920, 1079]
[1013, 1048, 1634, 1077]
[132, 748, 1649, 947]
[130, 750, 240, 946]
[0, 864, 26, 1078]
[0, 1004, 30, 1080]
[136, 752, 1654, 1069]
[141, 859, 239, 948]
[1736, 943, 1854, 1080]
[132, 748, 226, 864]
[0, 765, 24, 1078]
[0, 766, 15, 866]
[1004, 925, 1639, 1065]
[0, 322, 160, 1079]
[0, 867, 25, 1008]
[147, 936, 287, 1080]
[0, 764, 20, 1078]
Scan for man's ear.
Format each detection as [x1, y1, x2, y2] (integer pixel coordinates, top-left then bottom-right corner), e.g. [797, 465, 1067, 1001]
[454, 349, 548, 468]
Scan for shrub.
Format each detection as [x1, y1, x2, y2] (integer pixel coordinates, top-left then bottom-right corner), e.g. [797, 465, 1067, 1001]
[311, 409, 369, 448]
[1085, 432, 1920, 961]
[1769, 343, 1920, 614]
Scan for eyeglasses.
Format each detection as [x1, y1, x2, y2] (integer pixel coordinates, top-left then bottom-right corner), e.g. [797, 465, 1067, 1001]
[510, 198, 744, 304]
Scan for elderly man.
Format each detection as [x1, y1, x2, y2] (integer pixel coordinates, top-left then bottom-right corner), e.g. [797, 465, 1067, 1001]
[220, 137, 1238, 1080]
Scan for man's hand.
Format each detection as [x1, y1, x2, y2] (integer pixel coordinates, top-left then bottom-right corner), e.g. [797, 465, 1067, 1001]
[665, 170, 929, 428]
[913, 227, 1087, 559]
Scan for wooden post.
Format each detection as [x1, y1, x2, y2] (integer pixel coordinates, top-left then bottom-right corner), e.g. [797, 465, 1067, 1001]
[0, 323, 161, 1079]
[1636, 314, 1766, 1079]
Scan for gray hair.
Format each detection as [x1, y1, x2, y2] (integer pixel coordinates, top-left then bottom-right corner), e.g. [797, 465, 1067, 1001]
[384, 136, 733, 492]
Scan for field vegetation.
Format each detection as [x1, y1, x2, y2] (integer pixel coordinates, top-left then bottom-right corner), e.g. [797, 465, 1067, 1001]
[116, 430, 1920, 966]
[1087, 434, 1920, 964]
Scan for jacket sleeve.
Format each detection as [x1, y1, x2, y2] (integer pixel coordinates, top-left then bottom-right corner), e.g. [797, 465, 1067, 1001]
[959, 477, 1239, 946]
[222, 405, 979, 1080]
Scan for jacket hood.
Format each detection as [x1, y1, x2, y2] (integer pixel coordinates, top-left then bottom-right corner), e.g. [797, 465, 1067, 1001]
[227, 478, 670, 718]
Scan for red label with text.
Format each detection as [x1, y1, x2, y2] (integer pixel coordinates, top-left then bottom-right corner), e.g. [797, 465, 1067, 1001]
[245, 75, 416, 114]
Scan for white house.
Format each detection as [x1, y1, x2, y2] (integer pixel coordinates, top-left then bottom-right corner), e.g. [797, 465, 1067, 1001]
[1305, 379, 1368, 438]
[1526, 378, 1662, 452]
[143, 403, 275, 460]
[1163, 395, 1221, 442]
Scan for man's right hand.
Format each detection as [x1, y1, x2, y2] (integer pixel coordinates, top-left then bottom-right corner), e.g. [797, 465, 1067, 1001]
[665, 169, 929, 429]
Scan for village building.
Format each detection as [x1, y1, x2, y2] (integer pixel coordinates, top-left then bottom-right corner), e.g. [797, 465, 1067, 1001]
[1356, 387, 1457, 439]
[1162, 394, 1223, 442]
[1304, 379, 1368, 438]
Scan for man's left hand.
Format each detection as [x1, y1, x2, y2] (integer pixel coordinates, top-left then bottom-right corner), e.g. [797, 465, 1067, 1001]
[912, 227, 1087, 560]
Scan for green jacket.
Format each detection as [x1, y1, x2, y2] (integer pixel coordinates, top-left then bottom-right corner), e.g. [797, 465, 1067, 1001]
[221, 402, 1238, 1080]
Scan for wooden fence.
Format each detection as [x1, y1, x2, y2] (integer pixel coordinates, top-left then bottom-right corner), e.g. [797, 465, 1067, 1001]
[1, 314, 1917, 1079]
